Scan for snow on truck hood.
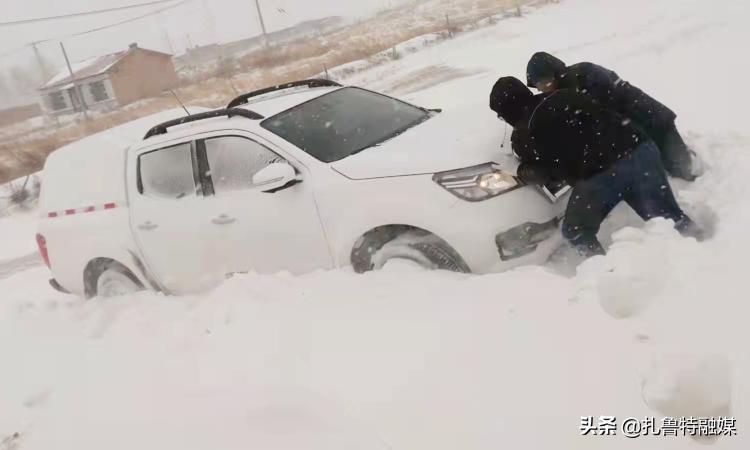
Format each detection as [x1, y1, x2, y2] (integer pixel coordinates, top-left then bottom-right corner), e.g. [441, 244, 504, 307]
[330, 107, 511, 179]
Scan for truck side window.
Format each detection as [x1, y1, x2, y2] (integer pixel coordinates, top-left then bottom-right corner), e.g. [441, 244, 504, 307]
[138, 143, 197, 200]
[204, 136, 284, 195]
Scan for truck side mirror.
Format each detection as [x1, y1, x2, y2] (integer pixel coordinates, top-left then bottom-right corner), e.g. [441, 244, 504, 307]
[252, 162, 299, 193]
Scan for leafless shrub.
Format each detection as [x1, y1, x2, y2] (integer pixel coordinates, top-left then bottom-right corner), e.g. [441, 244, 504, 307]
[8, 177, 32, 206]
[0, 432, 21, 450]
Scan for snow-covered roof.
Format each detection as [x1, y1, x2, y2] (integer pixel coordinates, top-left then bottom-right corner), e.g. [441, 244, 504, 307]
[39, 46, 172, 91]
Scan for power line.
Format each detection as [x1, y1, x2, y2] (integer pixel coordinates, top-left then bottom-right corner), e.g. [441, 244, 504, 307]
[0, 0, 194, 61]
[34, 0, 194, 44]
[0, 0, 183, 27]
[55, 0, 193, 39]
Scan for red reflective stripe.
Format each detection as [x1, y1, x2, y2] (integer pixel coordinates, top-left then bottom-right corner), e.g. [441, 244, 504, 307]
[48, 202, 118, 218]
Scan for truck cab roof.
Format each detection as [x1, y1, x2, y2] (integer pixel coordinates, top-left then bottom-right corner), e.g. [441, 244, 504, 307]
[238, 85, 341, 118]
[137, 85, 342, 149]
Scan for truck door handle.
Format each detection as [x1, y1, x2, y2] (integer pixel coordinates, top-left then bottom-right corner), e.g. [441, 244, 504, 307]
[211, 214, 237, 225]
[138, 221, 158, 231]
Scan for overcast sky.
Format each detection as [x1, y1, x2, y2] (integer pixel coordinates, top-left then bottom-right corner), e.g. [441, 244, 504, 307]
[1, 0, 405, 73]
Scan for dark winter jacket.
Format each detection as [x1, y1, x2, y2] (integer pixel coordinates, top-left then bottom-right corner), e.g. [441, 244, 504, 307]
[490, 76, 535, 124]
[491, 77, 558, 182]
[491, 77, 548, 176]
[491, 77, 651, 184]
[526, 52, 677, 134]
[509, 94, 549, 171]
[524, 89, 650, 183]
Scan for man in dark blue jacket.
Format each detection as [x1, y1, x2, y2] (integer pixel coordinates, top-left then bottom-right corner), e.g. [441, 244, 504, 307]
[525, 52, 698, 181]
[489, 77, 701, 256]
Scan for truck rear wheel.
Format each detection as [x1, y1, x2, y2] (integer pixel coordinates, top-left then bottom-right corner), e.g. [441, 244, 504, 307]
[90, 262, 143, 298]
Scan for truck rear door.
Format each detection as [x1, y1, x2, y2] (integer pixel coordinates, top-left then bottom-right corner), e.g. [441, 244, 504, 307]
[128, 139, 223, 294]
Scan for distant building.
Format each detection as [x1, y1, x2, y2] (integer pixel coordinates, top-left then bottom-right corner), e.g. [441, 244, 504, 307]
[38, 43, 179, 116]
[183, 44, 224, 66]
[173, 16, 346, 76]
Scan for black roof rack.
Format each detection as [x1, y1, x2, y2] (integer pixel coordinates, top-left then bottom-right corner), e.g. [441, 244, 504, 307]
[226, 79, 342, 109]
[143, 108, 264, 140]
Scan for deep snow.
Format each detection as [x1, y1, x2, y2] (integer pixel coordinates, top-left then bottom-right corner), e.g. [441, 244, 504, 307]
[1, 0, 749, 449]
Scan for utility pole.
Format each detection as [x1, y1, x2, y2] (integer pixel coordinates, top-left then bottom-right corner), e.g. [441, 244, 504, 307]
[253, 0, 269, 47]
[31, 42, 50, 82]
[156, 13, 175, 55]
[31, 42, 59, 126]
[163, 29, 175, 55]
[59, 42, 89, 120]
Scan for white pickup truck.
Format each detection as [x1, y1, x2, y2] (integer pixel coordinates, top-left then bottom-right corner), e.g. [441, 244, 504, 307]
[37, 80, 567, 298]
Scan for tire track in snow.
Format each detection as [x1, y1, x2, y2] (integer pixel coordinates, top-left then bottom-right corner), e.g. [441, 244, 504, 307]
[0, 252, 42, 281]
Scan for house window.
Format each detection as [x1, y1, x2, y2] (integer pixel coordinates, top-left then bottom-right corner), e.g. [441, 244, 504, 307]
[48, 91, 67, 111]
[89, 81, 109, 103]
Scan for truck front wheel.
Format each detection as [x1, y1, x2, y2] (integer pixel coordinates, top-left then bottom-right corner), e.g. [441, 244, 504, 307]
[352, 227, 470, 273]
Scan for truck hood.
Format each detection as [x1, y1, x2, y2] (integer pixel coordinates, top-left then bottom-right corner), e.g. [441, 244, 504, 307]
[330, 108, 511, 179]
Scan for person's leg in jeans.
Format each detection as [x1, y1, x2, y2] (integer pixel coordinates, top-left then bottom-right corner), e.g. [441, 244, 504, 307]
[561, 167, 625, 257]
[651, 121, 696, 181]
[623, 141, 701, 237]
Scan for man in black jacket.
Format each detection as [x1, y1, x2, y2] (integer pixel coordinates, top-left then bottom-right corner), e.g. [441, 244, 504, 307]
[489, 77, 699, 256]
[525, 52, 698, 181]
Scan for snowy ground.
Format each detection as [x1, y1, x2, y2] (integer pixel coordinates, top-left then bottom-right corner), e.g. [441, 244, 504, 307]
[1, 0, 749, 448]
[0, 213, 38, 262]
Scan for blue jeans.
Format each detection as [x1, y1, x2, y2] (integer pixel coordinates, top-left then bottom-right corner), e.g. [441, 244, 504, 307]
[561, 141, 693, 256]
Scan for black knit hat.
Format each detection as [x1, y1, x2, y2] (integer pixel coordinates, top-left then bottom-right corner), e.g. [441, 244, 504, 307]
[526, 52, 567, 87]
[489, 76, 534, 127]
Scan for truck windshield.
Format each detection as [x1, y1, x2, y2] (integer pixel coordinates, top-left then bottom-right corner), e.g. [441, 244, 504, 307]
[261, 87, 430, 162]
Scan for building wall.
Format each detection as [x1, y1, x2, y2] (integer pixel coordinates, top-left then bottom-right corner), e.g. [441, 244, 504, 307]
[39, 75, 117, 116]
[39, 88, 72, 114]
[80, 75, 117, 108]
[108, 49, 180, 106]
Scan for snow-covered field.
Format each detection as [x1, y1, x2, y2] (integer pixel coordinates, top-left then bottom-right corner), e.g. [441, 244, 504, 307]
[1, 0, 749, 448]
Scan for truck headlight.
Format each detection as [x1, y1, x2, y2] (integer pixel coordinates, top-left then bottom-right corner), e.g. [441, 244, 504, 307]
[433, 163, 519, 201]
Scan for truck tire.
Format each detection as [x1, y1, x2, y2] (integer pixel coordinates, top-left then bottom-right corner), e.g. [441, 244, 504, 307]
[95, 265, 143, 298]
[359, 231, 470, 273]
